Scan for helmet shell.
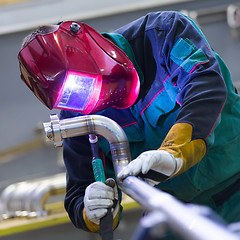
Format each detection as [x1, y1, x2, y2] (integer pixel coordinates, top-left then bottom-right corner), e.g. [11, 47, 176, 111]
[18, 21, 140, 114]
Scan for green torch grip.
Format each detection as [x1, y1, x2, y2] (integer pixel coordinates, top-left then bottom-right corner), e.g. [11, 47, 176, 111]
[92, 158, 106, 183]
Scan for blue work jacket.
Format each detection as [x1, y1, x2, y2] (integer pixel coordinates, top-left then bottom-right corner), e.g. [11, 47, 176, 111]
[60, 11, 240, 231]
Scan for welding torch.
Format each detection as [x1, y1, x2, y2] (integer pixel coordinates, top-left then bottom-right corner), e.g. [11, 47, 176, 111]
[89, 134, 115, 240]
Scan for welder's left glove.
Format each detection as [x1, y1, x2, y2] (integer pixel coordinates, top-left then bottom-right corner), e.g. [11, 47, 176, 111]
[83, 180, 119, 227]
[117, 150, 183, 186]
[83, 179, 120, 232]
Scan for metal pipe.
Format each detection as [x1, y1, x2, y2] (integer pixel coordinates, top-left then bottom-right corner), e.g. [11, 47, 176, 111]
[0, 173, 66, 219]
[121, 176, 239, 240]
[43, 114, 239, 240]
[43, 114, 131, 175]
[29, 176, 66, 217]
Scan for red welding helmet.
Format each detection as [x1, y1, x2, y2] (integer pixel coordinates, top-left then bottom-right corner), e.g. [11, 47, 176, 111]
[18, 21, 140, 114]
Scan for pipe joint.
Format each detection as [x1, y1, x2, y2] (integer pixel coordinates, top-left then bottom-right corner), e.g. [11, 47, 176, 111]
[43, 114, 62, 147]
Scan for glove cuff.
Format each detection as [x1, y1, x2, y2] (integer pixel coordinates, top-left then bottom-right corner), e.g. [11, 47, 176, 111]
[151, 150, 182, 177]
[173, 156, 183, 176]
[83, 208, 100, 232]
[83, 202, 120, 233]
[160, 123, 206, 175]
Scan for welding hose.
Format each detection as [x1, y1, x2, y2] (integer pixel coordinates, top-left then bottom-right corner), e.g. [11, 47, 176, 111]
[89, 134, 114, 240]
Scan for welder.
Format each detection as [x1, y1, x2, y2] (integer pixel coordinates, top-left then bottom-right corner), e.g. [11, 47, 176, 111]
[18, 11, 240, 235]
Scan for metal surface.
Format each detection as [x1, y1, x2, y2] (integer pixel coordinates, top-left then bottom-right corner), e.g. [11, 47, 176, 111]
[43, 113, 240, 240]
[121, 176, 239, 240]
[44, 114, 131, 175]
[0, 173, 66, 219]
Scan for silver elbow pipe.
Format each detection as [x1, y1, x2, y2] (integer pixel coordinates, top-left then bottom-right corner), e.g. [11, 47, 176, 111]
[43, 114, 131, 175]
[42, 114, 239, 240]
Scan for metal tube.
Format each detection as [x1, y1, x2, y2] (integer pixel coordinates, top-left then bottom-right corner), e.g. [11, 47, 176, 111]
[0, 174, 66, 219]
[30, 176, 66, 217]
[43, 114, 239, 240]
[121, 176, 239, 240]
[43, 114, 131, 175]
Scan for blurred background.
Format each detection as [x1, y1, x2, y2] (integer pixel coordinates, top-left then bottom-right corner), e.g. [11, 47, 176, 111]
[0, 0, 240, 239]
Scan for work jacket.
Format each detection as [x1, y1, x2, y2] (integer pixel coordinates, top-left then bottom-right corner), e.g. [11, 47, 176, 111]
[60, 11, 240, 232]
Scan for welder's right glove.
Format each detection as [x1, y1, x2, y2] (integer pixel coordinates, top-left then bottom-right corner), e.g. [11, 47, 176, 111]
[118, 123, 207, 186]
[118, 150, 183, 186]
[83, 179, 119, 231]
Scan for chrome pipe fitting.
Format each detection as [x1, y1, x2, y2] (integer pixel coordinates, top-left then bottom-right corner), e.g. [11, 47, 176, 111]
[43, 114, 131, 175]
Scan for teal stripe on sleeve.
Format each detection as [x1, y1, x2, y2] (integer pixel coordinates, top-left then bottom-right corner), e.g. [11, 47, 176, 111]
[170, 37, 209, 73]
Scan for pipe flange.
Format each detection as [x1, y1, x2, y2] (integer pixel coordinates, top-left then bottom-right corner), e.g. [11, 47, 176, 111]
[50, 114, 63, 147]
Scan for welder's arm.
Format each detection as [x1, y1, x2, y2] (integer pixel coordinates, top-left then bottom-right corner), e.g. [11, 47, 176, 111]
[60, 110, 122, 232]
[118, 123, 206, 185]
[159, 123, 207, 176]
[118, 11, 227, 185]
[63, 135, 121, 233]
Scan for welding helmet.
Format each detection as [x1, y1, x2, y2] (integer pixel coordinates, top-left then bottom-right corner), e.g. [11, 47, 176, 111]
[18, 21, 140, 114]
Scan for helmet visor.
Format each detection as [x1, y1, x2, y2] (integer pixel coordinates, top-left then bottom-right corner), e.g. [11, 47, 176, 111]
[55, 71, 101, 114]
